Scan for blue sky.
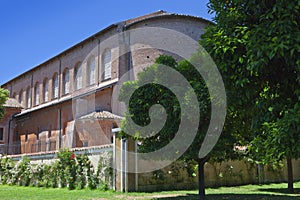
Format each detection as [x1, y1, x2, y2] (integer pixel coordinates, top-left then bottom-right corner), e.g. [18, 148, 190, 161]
[0, 0, 213, 85]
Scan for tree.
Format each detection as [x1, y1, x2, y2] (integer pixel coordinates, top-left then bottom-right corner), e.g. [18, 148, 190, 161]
[0, 87, 9, 119]
[201, 0, 300, 192]
[119, 55, 236, 200]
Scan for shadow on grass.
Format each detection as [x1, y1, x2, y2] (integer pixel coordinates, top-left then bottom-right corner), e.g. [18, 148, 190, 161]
[154, 193, 300, 200]
[257, 188, 300, 195]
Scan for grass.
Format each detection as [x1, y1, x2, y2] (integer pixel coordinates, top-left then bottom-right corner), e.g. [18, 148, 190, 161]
[0, 182, 299, 200]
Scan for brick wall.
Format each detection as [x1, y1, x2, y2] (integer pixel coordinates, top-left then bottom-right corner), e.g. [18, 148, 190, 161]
[1, 13, 210, 157]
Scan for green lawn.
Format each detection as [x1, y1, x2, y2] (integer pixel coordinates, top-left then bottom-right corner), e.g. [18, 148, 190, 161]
[0, 182, 299, 200]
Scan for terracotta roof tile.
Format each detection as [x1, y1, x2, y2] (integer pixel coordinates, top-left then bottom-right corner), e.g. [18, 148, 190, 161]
[79, 111, 123, 120]
[124, 10, 167, 25]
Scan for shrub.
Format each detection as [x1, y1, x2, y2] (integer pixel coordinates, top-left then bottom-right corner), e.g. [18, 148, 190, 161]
[0, 149, 113, 191]
[13, 156, 31, 186]
[0, 157, 15, 184]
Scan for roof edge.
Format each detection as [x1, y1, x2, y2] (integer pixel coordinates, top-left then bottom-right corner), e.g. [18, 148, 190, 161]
[1, 23, 119, 87]
[1, 11, 213, 87]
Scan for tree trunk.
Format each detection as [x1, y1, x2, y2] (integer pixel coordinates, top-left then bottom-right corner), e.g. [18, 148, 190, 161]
[287, 157, 294, 193]
[197, 157, 208, 200]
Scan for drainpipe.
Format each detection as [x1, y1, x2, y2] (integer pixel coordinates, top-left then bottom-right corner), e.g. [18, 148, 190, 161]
[58, 108, 62, 149]
[30, 74, 33, 107]
[7, 118, 12, 154]
[97, 38, 101, 85]
[7, 113, 17, 155]
[58, 58, 62, 99]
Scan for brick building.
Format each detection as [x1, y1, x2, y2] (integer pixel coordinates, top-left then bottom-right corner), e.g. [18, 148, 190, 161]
[0, 11, 210, 156]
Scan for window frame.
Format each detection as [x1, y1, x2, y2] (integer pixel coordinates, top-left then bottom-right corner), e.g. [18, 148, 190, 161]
[63, 68, 70, 95]
[74, 62, 83, 90]
[53, 73, 59, 99]
[87, 56, 96, 86]
[43, 79, 49, 103]
[34, 82, 40, 106]
[26, 87, 31, 109]
[103, 49, 112, 80]
[19, 90, 24, 107]
[0, 127, 4, 141]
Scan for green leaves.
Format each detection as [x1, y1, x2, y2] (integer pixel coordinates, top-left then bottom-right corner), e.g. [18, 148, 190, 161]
[0, 150, 112, 190]
[202, 0, 300, 168]
[0, 87, 9, 119]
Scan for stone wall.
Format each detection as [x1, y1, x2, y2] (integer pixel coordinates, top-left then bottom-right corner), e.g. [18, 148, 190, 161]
[137, 159, 300, 192]
[7, 144, 113, 173]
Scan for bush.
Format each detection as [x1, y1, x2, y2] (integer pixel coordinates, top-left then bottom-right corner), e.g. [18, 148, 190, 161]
[13, 156, 31, 186]
[0, 149, 113, 190]
[0, 157, 15, 184]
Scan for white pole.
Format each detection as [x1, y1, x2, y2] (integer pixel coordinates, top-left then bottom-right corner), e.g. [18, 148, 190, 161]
[112, 133, 116, 190]
[125, 139, 128, 192]
[120, 138, 123, 192]
[135, 140, 138, 191]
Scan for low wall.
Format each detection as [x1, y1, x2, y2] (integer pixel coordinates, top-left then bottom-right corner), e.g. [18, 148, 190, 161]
[137, 159, 300, 192]
[5, 144, 113, 173]
[3, 146, 300, 192]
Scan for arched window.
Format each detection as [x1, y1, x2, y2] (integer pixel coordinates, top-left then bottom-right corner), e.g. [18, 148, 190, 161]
[63, 69, 70, 95]
[74, 62, 82, 90]
[34, 83, 40, 106]
[43, 79, 49, 102]
[103, 49, 111, 80]
[19, 90, 24, 107]
[87, 56, 96, 86]
[53, 73, 59, 99]
[26, 87, 31, 109]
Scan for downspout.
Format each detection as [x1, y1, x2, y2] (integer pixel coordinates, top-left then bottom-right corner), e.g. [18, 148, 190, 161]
[7, 113, 17, 155]
[7, 117, 12, 154]
[122, 23, 133, 81]
[58, 58, 62, 149]
[58, 58, 62, 99]
[97, 38, 101, 85]
[58, 108, 62, 149]
[30, 74, 34, 107]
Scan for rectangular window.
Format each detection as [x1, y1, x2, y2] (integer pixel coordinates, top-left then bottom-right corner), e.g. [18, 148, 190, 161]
[0, 128, 4, 141]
